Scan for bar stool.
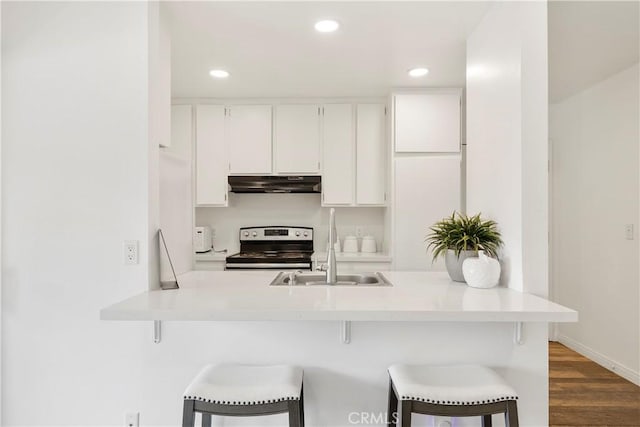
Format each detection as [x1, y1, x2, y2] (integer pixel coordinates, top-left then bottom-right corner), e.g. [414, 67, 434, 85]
[387, 364, 519, 427]
[182, 364, 304, 427]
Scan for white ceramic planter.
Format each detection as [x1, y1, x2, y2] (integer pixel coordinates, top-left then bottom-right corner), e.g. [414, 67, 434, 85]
[462, 251, 501, 288]
[444, 250, 478, 282]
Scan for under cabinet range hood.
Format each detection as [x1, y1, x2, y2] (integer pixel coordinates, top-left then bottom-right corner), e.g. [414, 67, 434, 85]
[228, 176, 321, 193]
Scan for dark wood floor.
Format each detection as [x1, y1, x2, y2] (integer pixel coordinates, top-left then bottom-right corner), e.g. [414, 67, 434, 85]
[550, 342, 640, 426]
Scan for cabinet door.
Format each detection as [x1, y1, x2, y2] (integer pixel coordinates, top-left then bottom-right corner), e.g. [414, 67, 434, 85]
[322, 104, 354, 205]
[395, 93, 461, 153]
[393, 156, 461, 270]
[227, 105, 272, 174]
[275, 104, 321, 174]
[195, 105, 227, 206]
[170, 105, 192, 159]
[356, 104, 386, 205]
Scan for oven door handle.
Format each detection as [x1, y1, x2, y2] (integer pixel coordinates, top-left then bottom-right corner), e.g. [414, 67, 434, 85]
[225, 262, 311, 269]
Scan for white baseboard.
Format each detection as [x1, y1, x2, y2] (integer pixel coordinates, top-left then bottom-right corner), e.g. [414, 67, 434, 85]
[557, 334, 640, 386]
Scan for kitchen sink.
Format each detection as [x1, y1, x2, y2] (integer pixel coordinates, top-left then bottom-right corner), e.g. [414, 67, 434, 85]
[269, 271, 392, 287]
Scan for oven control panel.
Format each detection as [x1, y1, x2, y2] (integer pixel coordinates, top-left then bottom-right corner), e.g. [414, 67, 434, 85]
[239, 226, 313, 241]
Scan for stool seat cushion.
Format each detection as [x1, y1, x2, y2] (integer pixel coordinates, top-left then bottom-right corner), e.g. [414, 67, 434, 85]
[388, 364, 518, 406]
[183, 364, 303, 405]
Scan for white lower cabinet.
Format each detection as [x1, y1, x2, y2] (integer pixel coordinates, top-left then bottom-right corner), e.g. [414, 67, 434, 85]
[322, 104, 354, 205]
[195, 105, 228, 206]
[356, 104, 387, 205]
[393, 156, 461, 270]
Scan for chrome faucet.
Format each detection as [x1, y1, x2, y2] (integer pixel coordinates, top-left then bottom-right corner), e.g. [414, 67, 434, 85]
[317, 208, 338, 284]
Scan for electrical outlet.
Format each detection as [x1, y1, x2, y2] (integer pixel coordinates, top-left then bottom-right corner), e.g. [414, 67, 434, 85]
[124, 240, 139, 265]
[125, 412, 139, 427]
[625, 224, 634, 240]
[356, 226, 363, 238]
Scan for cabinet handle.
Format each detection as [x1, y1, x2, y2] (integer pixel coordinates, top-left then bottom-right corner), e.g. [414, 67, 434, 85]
[228, 163, 231, 171]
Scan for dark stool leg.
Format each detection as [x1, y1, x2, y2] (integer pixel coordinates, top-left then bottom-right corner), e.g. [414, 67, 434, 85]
[399, 400, 412, 427]
[288, 399, 302, 427]
[387, 378, 398, 425]
[299, 386, 305, 427]
[505, 401, 519, 427]
[182, 400, 195, 427]
[201, 413, 212, 427]
[482, 414, 492, 427]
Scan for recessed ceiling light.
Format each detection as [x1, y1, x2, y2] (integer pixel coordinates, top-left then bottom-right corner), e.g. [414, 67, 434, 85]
[209, 69, 230, 78]
[315, 20, 339, 33]
[408, 68, 430, 77]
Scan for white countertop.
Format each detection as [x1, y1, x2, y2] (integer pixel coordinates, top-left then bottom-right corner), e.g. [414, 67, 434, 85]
[195, 251, 228, 261]
[313, 252, 392, 263]
[100, 271, 577, 322]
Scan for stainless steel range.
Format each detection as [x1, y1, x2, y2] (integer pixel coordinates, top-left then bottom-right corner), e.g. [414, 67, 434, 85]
[225, 226, 313, 270]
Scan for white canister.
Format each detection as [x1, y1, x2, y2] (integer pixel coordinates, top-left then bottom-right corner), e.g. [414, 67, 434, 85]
[343, 235, 358, 253]
[327, 238, 341, 253]
[361, 236, 377, 253]
[462, 251, 501, 288]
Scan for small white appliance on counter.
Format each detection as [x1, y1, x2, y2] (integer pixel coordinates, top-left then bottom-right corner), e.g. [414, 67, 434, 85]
[194, 226, 213, 253]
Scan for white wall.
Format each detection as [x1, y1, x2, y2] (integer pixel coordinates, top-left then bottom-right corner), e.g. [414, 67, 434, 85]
[466, 2, 549, 296]
[2, 2, 152, 425]
[551, 63, 640, 385]
[196, 195, 386, 255]
[0, 3, 556, 426]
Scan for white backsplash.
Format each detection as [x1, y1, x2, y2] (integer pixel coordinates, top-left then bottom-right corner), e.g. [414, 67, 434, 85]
[196, 193, 386, 254]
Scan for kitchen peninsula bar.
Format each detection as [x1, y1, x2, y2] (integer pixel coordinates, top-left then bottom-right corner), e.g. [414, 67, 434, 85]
[101, 271, 576, 427]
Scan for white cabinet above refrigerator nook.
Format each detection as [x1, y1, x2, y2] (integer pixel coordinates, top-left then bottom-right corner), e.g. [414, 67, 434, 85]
[394, 90, 462, 153]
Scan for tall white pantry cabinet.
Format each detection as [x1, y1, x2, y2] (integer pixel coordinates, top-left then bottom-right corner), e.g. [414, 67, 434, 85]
[392, 89, 463, 270]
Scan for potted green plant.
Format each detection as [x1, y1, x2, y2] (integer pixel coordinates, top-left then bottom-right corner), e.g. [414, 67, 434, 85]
[426, 212, 503, 282]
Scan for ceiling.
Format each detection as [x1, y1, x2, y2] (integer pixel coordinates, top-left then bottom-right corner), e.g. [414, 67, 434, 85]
[549, 1, 639, 103]
[164, 1, 491, 98]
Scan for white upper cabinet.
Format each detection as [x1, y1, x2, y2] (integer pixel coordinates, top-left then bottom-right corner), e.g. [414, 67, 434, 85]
[322, 104, 354, 205]
[275, 104, 321, 174]
[195, 105, 228, 206]
[356, 104, 387, 205]
[395, 91, 461, 153]
[170, 105, 192, 159]
[227, 105, 272, 174]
